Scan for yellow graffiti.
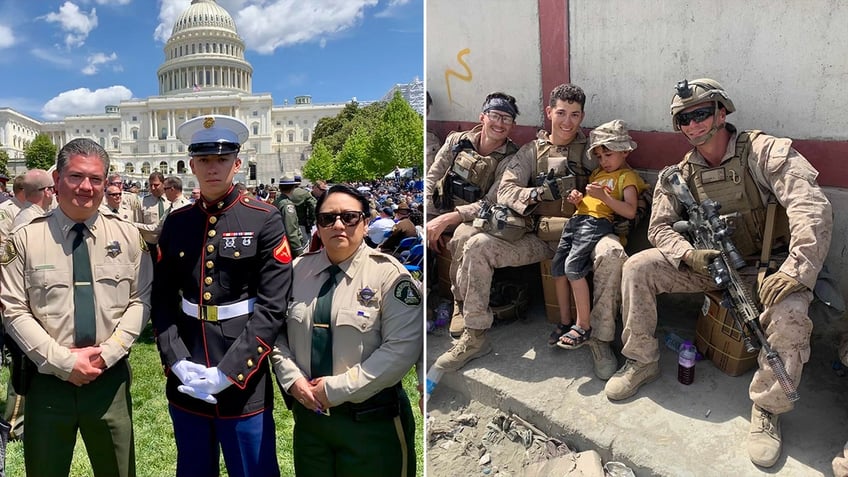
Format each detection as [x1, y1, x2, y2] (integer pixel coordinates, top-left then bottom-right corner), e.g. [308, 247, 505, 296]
[445, 48, 472, 105]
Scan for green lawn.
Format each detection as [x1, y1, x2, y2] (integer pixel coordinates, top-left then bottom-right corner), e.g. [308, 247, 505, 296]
[1, 326, 423, 476]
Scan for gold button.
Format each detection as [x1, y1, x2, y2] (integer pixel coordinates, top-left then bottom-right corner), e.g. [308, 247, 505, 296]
[243, 198, 249, 203]
[203, 292, 211, 301]
[247, 359, 254, 367]
[179, 251, 185, 257]
[207, 244, 214, 253]
[206, 260, 214, 269]
[218, 201, 225, 208]
[234, 251, 240, 258]
[208, 230, 216, 238]
[237, 374, 244, 382]
[204, 277, 213, 285]
[257, 346, 264, 353]
[209, 216, 217, 224]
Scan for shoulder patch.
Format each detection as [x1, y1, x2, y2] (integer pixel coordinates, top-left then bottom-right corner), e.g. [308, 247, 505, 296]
[393, 279, 421, 306]
[0, 239, 19, 266]
[286, 204, 296, 215]
[273, 235, 292, 264]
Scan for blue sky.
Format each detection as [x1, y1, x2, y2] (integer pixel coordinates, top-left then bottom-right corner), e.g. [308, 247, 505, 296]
[0, 0, 423, 121]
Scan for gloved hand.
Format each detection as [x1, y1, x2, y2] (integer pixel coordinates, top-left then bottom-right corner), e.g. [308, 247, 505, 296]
[759, 271, 806, 307]
[177, 384, 218, 404]
[683, 249, 720, 276]
[170, 359, 206, 385]
[183, 366, 232, 395]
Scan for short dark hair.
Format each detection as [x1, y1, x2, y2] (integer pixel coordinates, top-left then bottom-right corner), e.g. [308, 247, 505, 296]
[148, 171, 165, 183]
[164, 176, 183, 192]
[56, 138, 110, 176]
[317, 184, 371, 218]
[549, 83, 586, 109]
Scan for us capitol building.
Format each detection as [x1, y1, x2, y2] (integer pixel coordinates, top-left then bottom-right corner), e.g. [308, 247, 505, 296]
[0, 0, 422, 189]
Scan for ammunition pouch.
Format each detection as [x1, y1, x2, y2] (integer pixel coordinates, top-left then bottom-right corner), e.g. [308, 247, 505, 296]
[536, 216, 569, 241]
[474, 204, 531, 242]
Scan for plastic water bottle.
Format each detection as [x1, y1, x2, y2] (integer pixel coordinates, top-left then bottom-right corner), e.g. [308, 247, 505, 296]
[664, 332, 686, 353]
[678, 341, 697, 385]
[425, 366, 444, 405]
[434, 302, 450, 328]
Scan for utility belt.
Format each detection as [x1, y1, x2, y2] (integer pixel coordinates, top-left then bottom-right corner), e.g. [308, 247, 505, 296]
[329, 383, 404, 422]
[181, 297, 256, 321]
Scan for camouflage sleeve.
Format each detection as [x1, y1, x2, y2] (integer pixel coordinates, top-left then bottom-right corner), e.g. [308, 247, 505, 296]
[425, 131, 462, 203]
[305, 194, 317, 228]
[646, 165, 695, 266]
[753, 136, 833, 289]
[497, 142, 538, 215]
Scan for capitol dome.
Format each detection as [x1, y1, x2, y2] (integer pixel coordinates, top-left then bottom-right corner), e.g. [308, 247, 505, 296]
[157, 0, 254, 96]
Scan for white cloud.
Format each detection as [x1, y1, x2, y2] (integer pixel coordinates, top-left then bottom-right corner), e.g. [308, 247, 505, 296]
[375, 0, 411, 18]
[81, 51, 118, 75]
[154, 0, 378, 54]
[43, 2, 99, 48]
[0, 25, 15, 49]
[41, 85, 133, 120]
[30, 47, 74, 67]
[94, 0, 132, 5]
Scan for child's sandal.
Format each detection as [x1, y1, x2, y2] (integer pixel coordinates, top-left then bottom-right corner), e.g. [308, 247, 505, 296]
[548, 323, 571, 347]
[556, 325, 592, 350]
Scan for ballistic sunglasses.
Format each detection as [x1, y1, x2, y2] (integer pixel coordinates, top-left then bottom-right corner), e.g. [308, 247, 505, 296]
[675, 105, 715, 127]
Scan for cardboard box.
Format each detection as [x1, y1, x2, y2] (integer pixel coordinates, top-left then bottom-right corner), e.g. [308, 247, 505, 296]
[540, 259, 575, 325]
[694, 291, 759, 376]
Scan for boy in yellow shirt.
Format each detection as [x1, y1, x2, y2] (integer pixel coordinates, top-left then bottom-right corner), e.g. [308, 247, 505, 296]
[552, 119, 647, 349]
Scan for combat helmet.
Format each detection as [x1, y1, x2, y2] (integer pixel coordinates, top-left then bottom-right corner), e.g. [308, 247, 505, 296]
[670, 78, 735, 131]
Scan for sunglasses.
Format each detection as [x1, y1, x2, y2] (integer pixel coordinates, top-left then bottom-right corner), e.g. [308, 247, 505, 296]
[38, 185, 55, 192]
[485, 111, 515, 125]
[316, 211, 365, 228]
[675, 105, 715, 127]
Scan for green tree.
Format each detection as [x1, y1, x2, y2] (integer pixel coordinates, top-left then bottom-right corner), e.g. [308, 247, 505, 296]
[369, 91, 424, 177]
[311, 101, 386, 156]
[334, 127, 371, 182]
[24, 134, 57, 171]
[0, 147, 9, 176]
[302, 141, 336, 182]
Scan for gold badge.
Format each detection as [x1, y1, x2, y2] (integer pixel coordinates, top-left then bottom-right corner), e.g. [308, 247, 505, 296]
[203, 117, 215, 128]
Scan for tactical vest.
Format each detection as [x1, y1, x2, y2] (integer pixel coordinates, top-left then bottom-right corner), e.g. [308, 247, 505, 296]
[683, 130, 790, 257]
[532, 139, 586, 217]
[441, 129, 504, 206]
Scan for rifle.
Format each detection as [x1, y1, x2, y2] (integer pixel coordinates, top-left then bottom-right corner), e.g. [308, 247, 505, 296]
[659, 165, 799, 402]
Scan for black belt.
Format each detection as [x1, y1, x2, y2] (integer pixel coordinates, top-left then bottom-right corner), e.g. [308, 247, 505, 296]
[327, 383, 403, 422]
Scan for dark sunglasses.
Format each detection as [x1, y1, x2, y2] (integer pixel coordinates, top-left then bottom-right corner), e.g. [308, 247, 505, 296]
[675, 105, 715, 126]
[316, 211, 365, 228]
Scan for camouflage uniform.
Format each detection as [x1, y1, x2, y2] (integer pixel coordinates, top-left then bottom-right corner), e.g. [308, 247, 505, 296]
[424, 124, 518, 218]
[619, 125, 832, 414]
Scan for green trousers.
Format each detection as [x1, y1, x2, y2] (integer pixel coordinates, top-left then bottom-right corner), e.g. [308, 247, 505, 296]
[292, 388, 416, 477]
[25, 359, 135, 477]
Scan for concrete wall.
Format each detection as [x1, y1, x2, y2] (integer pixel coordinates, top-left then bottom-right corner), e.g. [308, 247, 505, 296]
[426, 0, 848, 302]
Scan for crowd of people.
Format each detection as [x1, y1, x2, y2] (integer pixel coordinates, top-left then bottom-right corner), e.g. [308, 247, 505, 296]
[0, 114, 423, 477]
[425, 80, 835, 470]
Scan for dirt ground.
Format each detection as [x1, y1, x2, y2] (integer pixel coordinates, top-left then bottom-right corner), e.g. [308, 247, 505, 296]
[425, 385, 635, 477]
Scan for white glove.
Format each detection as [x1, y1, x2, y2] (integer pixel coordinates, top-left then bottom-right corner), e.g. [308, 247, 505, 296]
[183, 367, 233, 395]
[177, 384, 218, 404]
[171, 359, 206, 385]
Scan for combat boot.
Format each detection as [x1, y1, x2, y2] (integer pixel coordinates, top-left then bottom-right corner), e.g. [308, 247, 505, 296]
[747, 404, 781, 467]
[449, 301, 464, 339]
[434, 328, 492, 372]
[589, 339, 618, 380]
[604, 359, 660, 401]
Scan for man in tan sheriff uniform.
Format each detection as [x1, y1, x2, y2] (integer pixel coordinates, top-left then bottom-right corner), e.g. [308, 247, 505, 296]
[271, 184, 422, 477]
[0, 175, 26, 247]
[0, 137, 152, 477]
[604, 78, 832, 468]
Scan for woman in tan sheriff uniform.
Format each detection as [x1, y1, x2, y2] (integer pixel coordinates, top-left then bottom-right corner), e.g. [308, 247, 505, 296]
[271, 184, 422, 477]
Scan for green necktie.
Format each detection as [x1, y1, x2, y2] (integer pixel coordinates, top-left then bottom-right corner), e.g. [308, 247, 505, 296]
[158, 197, 165, 218]
[72, 223, 96, 347]
[311, 265, 342, 378]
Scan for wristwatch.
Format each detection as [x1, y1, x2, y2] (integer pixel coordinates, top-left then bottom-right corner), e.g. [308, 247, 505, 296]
[529, 187, 540, 203]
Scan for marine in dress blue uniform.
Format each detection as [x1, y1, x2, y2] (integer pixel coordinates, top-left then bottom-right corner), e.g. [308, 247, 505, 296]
[151, 115, 293, 477]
